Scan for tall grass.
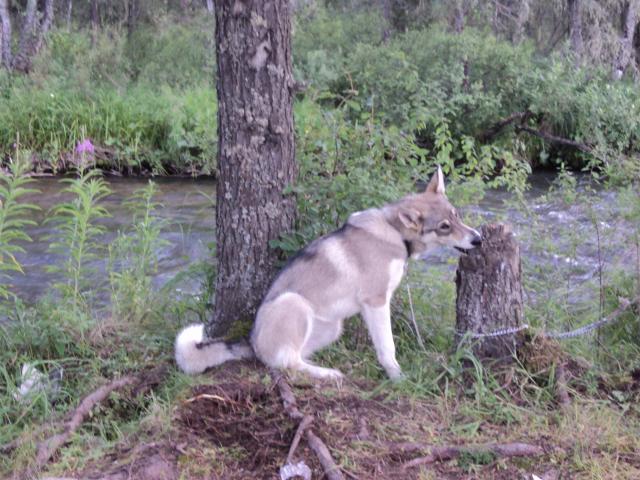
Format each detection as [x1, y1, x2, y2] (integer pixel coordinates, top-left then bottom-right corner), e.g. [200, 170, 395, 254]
[0, 157, 39, 300]
[109, 181, 168, 324]
[46, 170, 112, 313]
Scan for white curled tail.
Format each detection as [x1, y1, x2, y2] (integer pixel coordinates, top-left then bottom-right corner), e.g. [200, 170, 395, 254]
[175, 324, 254, 374]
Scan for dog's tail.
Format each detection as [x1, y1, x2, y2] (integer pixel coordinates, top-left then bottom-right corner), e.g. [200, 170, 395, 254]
[175, 324, 254, 374]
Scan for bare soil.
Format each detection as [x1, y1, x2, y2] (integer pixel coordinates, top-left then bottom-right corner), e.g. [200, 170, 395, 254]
[68, 361, 577, 480]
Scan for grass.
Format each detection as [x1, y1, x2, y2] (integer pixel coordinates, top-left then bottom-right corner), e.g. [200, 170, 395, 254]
[0, 165, 639, 478]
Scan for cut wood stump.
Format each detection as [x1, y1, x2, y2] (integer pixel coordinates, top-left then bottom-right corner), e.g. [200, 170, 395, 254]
[455, 223, 524, 360]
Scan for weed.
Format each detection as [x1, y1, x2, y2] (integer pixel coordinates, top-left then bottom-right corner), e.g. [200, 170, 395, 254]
[0, 156, 39, 300]
[46, 170, 112, 315]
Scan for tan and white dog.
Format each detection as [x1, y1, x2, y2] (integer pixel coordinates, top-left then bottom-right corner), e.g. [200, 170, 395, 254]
[175, 167, 481, 380]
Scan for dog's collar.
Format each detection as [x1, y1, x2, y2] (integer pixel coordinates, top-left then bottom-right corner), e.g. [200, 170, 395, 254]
[403, 240, 412, 258]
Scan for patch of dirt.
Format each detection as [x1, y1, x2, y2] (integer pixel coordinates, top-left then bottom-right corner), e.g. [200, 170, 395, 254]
[70, 362, 572, 479]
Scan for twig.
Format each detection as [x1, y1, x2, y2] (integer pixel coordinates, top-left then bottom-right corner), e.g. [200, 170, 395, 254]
[271, 370, 345, 480]
[515, 125, 592, 152]
[305, 430, 344, 480]
[34, 376, 136, 468]
[403, 442, 545, 469]
[286, 415, 313, 464]
[406, 285, 426, 352]
[478, 110, 532, 142]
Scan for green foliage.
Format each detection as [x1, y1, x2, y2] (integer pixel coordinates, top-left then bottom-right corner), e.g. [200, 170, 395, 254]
[109, 181, 168, 323]
[0, 157, 39, 300]
[46, 170, 112, 311]
[293, 11, 640, 182]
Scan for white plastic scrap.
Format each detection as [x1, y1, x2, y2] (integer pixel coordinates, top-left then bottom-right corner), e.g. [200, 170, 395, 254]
[13, 363, 63, 403]
[279, 461, 312, 480]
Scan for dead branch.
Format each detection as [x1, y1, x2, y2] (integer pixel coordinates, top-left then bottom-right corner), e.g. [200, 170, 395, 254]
[516, 125, 592, 152]
[34, 376, 137, 468]
[271, 370, 345, 480]
[287, 415, 313, 464]
[403, 442, 545, 469]
[306, 429, 344, 480]
[478, 111, 532, 142]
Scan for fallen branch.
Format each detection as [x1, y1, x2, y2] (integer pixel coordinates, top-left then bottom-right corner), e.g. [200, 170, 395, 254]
[34, 376, 136, 468]
[286, 415, 313, 464]
[478, 111, 532, 142]
[516, 125, 592, 152]
[271, 370, 345, 480]
[403, 442, 545, 469]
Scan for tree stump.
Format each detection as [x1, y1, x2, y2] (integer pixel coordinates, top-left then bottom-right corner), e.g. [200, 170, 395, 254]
[455, 223, 524, 360]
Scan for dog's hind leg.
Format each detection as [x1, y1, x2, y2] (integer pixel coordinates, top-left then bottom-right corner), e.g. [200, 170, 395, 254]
[362, 302, 404, 380]
[252, 293, 343, 380]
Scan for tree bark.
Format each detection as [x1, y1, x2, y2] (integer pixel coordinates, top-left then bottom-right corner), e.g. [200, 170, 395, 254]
[0, 0, 12, 69]
[613, 0, 639, 80]
[452, 0, 465, 33]
[455, 224, 524, 360]
[11, 0, 55, 73]
[91, 0, 98, 47]
[567, 0, 583, 67]
[66, 0, 73, 32]
[207, 0, 297, 339]
[126, 0, 140, 38]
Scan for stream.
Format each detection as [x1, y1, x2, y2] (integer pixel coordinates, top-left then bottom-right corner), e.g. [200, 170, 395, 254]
[5, 174, 637, 308]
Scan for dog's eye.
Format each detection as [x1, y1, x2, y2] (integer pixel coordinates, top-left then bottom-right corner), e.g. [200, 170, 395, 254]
[439, 222, 451, 231]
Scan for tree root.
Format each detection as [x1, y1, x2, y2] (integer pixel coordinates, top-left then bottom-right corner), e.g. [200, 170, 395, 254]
[14, 375, 138, 479]
[271, 370, 345, 480]
[402, 441, 545, 469]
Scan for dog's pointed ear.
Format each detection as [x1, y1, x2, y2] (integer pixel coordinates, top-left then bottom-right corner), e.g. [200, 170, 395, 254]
[398, 208, 421, 230]
[425, 165, 445, 195]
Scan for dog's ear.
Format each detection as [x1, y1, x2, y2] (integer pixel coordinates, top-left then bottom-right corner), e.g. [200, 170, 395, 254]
[425, 165, 445, 195]
[398, 208, 421, 231]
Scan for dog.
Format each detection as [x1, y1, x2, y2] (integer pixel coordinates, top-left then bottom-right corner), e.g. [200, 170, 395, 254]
[175, 166, 482, 380]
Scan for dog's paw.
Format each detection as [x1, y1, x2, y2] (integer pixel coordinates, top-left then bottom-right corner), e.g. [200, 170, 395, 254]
[387, 369, 406, 383]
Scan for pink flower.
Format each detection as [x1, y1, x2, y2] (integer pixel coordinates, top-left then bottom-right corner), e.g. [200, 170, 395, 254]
[75, 139, 95, 154]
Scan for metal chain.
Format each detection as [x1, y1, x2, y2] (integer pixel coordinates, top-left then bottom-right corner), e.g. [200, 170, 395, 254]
[453, 298, 633, 340]
[546, 299, 631, 339]
[455, 324, 529, 339]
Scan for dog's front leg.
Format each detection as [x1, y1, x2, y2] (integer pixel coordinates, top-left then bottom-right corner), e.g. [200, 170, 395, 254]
[362, 302, 404, 381]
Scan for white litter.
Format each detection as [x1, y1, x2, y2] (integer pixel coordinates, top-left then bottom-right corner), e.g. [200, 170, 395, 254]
[279, 460, 312, 480]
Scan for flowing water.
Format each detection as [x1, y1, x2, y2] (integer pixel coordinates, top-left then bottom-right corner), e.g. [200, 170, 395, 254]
[4, 174, 637, 307]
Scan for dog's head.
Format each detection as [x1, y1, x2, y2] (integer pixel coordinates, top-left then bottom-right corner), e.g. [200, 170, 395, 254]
[394, 167, 482, 258]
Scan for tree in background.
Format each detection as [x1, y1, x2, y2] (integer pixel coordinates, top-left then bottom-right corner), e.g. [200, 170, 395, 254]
[206, 0, 297, 339]
[0, 0, 55, 72]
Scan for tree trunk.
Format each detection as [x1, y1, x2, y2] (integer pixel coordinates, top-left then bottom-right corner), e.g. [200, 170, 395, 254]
[11, 0, 55, 73]
[91, 0, 98, 47]
[452, 0, 465, 33]
[66, 0, 73, 32]
[455, 224, 524, 361]
[12, 0, 39, 72]
[0, 0, 12, 69]
[613, 0, 639, 80]
[127, 0, 140, 38]
[205, 0, 214, 14]
[206, 0, 297, 339]
[567, 0, 583, 67]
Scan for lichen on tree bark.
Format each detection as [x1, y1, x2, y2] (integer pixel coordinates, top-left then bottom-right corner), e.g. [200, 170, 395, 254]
[207, 0, 297, 340]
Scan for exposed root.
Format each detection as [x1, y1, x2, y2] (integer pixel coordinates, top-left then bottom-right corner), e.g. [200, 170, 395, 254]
[286, 415, 313, 464]
[403, 442, 545, 469]
[271, 369, 345, 480]
[29, 375, 137, 475]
